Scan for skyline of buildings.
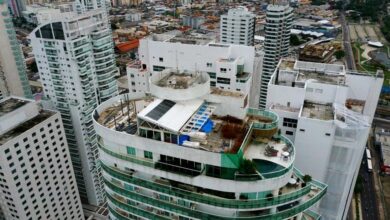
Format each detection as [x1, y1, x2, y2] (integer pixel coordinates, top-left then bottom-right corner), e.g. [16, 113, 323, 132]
[0, 1, 386, 219]
[0, 97, 84, 220]
[28, 0, 118, 205]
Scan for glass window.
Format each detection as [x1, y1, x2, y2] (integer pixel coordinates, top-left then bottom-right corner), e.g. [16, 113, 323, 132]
[144, 151, 153, 159]
[126, 147, 136, 155]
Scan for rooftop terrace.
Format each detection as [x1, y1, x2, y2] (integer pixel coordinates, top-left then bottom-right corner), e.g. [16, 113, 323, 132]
[151, 33, 213, 45]
[95, 94, 296, 179]
[156, 71, 206, 89]
[275, 59, 346, 87]
[0, 98, 29, 117]
[301, 102, 334, 120]
[0, 110, 55, 145]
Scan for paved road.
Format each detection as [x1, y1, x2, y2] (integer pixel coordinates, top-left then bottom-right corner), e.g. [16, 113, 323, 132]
[360, 146, 379, 220]
[340, 12, 356, 71]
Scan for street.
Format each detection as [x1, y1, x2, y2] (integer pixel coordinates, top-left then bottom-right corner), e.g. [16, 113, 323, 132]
[340, 12, 356, 70]
[359, 149, 379, 220]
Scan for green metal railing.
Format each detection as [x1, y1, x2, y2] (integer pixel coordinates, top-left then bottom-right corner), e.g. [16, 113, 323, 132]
[98, 142, 154, 168]
[105, 174, 327, 219]
[261, 163, 293, 179]
[101, 162, 318, 210]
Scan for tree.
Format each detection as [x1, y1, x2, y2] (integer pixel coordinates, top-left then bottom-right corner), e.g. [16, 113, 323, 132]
[239, 159, 256, 174]
[335, 50, 346, 59]
[303, 174, 312, 183]
[290, 34, 301, 46]
[27, 61, 38, 73]
[354, 175, 363, 194]
[130, 52, 136, 60]
[111, 23, 119, 30]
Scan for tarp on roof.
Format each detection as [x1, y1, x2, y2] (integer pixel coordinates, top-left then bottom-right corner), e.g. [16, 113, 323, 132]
[200, 119, 214, 133]
[116, 39, 139, 53]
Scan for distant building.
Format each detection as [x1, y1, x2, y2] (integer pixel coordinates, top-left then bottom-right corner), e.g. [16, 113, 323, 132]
[29, 0, 118, 205]
[375, 129, 390, 174]
[0, 97, 84, 220]
[125, 11, 142, 22]
[299, 43, 336, 63]
[220, 6, 255, 46]
[0, 1, 32, 99]
[260, 3, 293, 108]
[182, 15, 205, 29]
[267, 59, 383, 220]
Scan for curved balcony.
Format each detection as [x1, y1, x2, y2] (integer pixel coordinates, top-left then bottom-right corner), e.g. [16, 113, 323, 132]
[105, 175, 327, 219]
[101, 162, 323, 210]
[149, 69, 210, 101]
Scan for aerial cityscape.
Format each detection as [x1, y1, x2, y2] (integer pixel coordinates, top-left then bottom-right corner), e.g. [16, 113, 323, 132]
[0, 0, 389, 219]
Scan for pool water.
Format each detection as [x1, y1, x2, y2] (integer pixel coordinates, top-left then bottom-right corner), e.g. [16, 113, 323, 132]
[253, 159, 285, 175]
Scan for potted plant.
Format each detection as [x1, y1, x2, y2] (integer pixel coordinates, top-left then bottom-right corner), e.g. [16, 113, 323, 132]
[266, 193, 274, 201]
[303, 174, 312, 183]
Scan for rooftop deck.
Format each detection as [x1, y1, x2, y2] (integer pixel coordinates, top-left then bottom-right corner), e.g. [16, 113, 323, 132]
[0, 98, 29, 117]
[95, 94, 287, 156]
[210, 87, 244, 98]
[275, 59, 346, 87]
[156, 71, 206, 89]
[301, 102, 334, 121]
[0, 110, 55, 145]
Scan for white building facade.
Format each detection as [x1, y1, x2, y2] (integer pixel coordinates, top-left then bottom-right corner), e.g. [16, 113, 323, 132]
[128, 33, 255, 103]
[0, 1, 32, 99]
[29, 1, 118, 205]
[94, 69, 327, 219]
[260, 3, 293, 108]
[220, 7, 255, 46]
[266, 59, 383, 220]
[0, 97, 84, 220]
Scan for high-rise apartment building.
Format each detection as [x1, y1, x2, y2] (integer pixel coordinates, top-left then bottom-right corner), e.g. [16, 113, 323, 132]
[0, 97, 84, 220]
[94, 68, 327, 219]
[29, 1, 118, 205]
[220, 7, 255, 46]
[259, 3, 293, 108]
[128, 33, 256, 105]
[266, 59, 383, 220]
[0, 1, 32, 99]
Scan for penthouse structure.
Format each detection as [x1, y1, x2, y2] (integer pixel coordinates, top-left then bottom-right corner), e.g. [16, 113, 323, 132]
[29, 1, 118, 205]
[266, 59, 383, 220]
[128, 33, 256, 105]
[94, 69, 327, 219]
[0, 97, 83, 220]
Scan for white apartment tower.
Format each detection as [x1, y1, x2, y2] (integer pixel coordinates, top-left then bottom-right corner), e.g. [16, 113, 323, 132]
[0, 0, 32, 99]
[94, 69, 327, 219]
[29, 1, 118, 205]
[266, 59, 383, 220]
[0, 97, 84, 220]
[260, 3, 293, 108]
[220, 6, 255, 46]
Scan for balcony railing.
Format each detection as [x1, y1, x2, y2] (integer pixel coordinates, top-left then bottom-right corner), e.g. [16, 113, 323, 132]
[105, 175, 326, 219]
[107, 196, 170, 220]
[101, 162, 317, 210]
